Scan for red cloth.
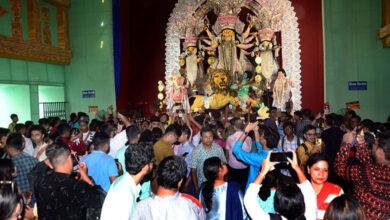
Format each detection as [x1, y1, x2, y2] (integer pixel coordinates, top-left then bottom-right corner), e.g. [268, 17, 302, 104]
[62, 138, 86, 156]
[334, 143, 390, 220]
[316, 182, 343, 220]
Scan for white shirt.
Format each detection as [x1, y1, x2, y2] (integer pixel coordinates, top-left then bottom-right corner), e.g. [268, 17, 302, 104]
[108, 130, 127, 158]
[32, 143, 48, 161]
[244, 180, 317, 220]
[191, 132, 201, 147]
[100, 172, 141, 220]
[23, 136, 34, 156]
[277, 135, 304, 152]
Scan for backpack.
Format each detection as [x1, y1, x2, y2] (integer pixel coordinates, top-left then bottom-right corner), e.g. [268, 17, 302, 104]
[281, 136, 301, 152]
[297, 142, 309, 169]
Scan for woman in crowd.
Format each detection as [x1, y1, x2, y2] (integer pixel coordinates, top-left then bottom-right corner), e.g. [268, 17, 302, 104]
[0, 182, 24, 220]
[257, 168, 281, 214]
[199, 157, 246, 220]
[306, 153, 343, 220]
[244, 151, 317, 220]
[324, 194, 366, 220]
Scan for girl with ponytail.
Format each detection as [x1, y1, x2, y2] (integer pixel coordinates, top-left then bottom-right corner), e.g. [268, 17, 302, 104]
[199, 157, 246, 220]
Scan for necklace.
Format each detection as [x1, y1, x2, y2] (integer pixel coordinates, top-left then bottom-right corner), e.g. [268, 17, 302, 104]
[275, 78, 286, 107]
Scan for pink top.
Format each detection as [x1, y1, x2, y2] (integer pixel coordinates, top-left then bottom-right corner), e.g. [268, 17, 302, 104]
[225, 131, 252, 169]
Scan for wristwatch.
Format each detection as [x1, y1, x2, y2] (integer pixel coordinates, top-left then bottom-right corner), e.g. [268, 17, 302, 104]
[244, 131, 249, 136]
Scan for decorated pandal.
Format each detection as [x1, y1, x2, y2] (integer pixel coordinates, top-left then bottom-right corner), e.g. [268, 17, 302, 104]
[163, 0, 302, 118]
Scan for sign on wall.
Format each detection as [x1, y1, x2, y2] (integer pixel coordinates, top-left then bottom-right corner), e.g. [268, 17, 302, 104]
[348, 81, 367, 91]
[82, 90, 95, 98]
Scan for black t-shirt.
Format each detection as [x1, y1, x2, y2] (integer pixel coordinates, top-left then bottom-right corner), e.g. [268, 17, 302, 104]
[34, 171, 105, 220]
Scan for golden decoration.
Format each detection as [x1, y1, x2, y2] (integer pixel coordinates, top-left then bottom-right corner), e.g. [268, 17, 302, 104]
[208, 56, 216, 65]
[0, 0, 72, 64]
[157, 93, 164, 100]
[256, 65, 262, 73]
[255, 56, 262, 64]
[255, 74, 262, 83]
[42, 6, 52, 45]
[179, 58, 185, 66]
[157, 81, 164, 92]
[179, 68, 185, 74]
[222, 29, 233, 38]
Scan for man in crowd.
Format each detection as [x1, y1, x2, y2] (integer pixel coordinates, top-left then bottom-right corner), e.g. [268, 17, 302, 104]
[81, 132, 118, 192]
[38, 118, 50, 134]
[30, 125, 48, 161]
[264, 107, 278, 132]
[5, 133, 38, 200]
[321, 114, 344, 182]
[56, 123, 86, 155]
[131, 156, 206, 219]
[100, 143, 154, 219]
[297, 124, 322, 167]
[278, 121, 303, 152]
[233, 122, 279, 191]
[334, 130, 390, 220]
[154, 125, 181, 166]
[105, 112, 131, 158]
[225, 117, 251, 191]
[295, 108, 312, 138]
[0, 128, 10, 158]
[8, 113, 18, 133]
[34, 142, 104, 219]
[15, 123, 34, 156]
[79, 116, 95, 145]
[177, 125, 195, 193]
[189, 127, 227, 194]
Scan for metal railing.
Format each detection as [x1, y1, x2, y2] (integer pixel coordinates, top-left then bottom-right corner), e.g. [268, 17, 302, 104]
[39, 102, 67, 119]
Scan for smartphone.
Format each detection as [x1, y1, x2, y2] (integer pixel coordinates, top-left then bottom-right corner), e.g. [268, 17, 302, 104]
[71, 154, 79, 168]
[316, 138, 322, 145]
[270, 152, 293, 162]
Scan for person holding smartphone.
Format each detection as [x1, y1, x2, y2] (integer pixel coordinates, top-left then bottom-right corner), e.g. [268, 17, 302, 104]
[297, 124, 323, 168]
[244, 151, 317, 220]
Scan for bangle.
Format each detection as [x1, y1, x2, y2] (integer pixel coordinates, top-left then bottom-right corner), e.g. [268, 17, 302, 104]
[88, 179, 93, 185]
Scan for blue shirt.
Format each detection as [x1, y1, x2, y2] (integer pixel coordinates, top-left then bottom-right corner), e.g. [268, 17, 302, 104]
[177, 141, 194, 177]
[82, 150, 118, 192]
[232, 141, 277, 192]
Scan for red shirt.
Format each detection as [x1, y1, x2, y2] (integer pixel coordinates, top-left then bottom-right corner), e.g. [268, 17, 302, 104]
[334, 142, 390, 220]
[62, 138, 86, 156]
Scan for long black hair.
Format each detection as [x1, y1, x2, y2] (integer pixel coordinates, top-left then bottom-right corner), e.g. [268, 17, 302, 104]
[0, 159, 15, 181]
[0, 181, 23, 220]
[259, 168, 281, 201]
[202, 157, 222, 213]
[274, 182, 306, 220]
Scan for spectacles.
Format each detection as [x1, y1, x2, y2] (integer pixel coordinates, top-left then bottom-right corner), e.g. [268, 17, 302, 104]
[306, 133, 316, 137]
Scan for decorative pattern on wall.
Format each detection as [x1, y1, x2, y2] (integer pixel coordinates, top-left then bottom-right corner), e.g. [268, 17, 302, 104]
[0, 0, 72, 64]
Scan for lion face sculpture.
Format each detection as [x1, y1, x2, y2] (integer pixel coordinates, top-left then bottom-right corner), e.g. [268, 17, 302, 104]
[209, 70, 229, 95]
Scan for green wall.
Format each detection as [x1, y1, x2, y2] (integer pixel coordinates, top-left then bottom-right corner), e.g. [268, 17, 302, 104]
[65, 0, 116, 119]
[0, 0, 65, 125]
[323, 0, 390, 122]
[0, 85, 31, 127]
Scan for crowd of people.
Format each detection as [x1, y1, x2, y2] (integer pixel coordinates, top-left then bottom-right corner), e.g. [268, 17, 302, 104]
[0, 108, 389, 220]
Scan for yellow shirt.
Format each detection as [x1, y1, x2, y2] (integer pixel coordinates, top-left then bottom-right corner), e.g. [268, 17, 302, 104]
[153, 139, 174, 166]
[297, 141, 317, 167]
[8, 123, 16, 133]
